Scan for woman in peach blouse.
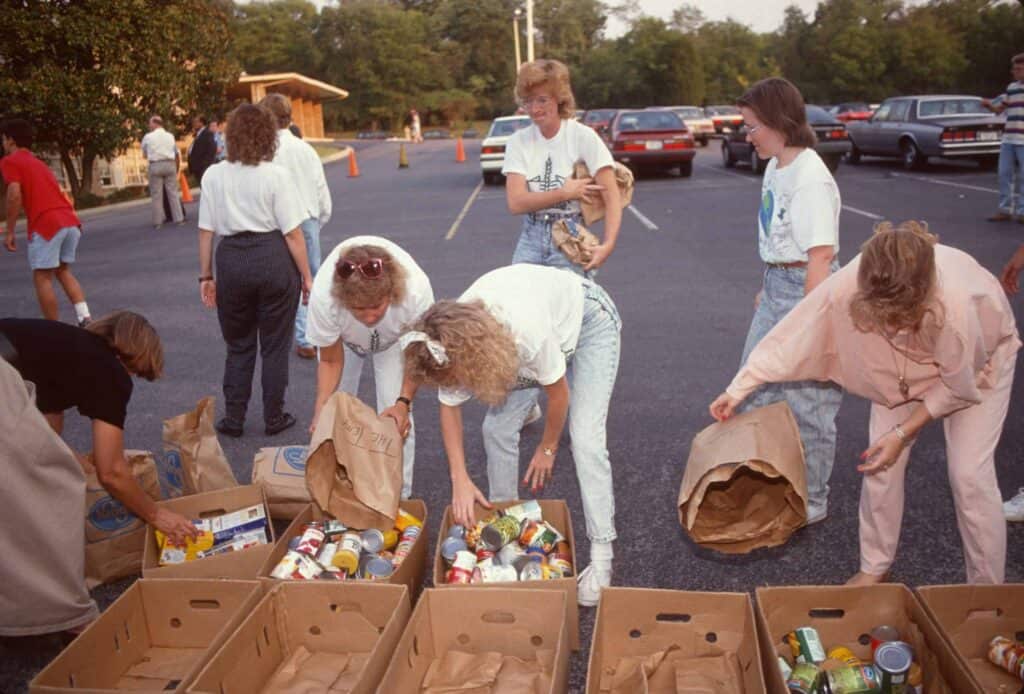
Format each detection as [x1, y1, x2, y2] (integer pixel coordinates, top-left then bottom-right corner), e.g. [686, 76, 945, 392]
[710, 221, 1020, 584]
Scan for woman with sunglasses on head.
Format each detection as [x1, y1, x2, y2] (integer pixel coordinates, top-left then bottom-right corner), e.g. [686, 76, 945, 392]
[402, 263, 621, 607]
[710, 221, 1020, 585]
[198, 104, 314, 437]
[731, 77, 843, 525]
[305, 236, 434, 498]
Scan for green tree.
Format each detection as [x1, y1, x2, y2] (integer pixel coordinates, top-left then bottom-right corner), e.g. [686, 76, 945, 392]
[618, 18, 704, 106]
[694, 20, 775, 103]
[0, 0, 238, 199]
[230, 0, 322, 77]
[534, 0, 608, 67]
[670, 3, 706, 33]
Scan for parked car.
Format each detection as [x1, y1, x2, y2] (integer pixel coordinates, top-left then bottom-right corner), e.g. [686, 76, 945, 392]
[582, 109, 618, 133]
[480, 115, 532, 184]
[832, 102, 874, 122]
[721, 105, 851, 174]
[602, 109, 696, 177]
[648, 106, 715, 146]
[704, 105, 744, 134]
[846, 95, 1004, 170]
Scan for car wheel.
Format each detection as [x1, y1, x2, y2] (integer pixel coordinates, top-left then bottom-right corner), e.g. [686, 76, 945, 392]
[721, 141, 735, 168]
[823, 155, 841, 172]
[901, 140, 925, 170]
[678, 161, 693, 178]
[846, 143, 862, 165]
[749, 148, 766, 174]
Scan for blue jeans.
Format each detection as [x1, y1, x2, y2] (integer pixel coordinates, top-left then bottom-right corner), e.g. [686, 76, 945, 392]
[27, 226, 80, 270]
[293, 218, 322, 348]
[481, 280, 621, 543]
[512, 214, 594, 279]
[739, 265, 843, 515]
[997, 142, 1024, 215]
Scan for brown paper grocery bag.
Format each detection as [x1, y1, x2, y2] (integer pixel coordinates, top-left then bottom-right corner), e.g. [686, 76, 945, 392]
[162, 396, 238, 495]
[573, 160, 635, 226]
[251, 445, 311, 519]
[678, 401, 807, 554]
[305, 392, 402, 531]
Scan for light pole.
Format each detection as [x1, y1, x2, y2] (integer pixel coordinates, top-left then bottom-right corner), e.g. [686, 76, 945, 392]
[513, 7, 522, 70]
[526, 0, 534, 62]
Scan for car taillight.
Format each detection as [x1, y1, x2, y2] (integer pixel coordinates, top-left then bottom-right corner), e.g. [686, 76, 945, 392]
[829, 129, 846, 139]
[943, 130, 977, 143]
[664, 137, 692, 150]
[620, 141, 645, 152]
[481, 145, 505, 154]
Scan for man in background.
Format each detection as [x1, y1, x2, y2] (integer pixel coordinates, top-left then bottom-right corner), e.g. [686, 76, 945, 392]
[983, 53, 1024, 223]
[140, 115, 184, 229]
[186, 115, 218, 186]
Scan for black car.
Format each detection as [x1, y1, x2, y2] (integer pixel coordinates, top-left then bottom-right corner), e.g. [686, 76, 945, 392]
[721, 105, 852, 174]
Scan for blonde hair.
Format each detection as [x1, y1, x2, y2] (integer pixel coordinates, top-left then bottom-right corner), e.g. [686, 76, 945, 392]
[515, 59, 577, 119]
[85, 311, 164, 381]
[403, 300, 519, 406]
[849, 220, 943, 334]
[331, 245, 407, 310]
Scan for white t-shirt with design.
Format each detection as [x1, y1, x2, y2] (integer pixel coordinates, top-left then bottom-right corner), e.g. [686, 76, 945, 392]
[501, 118, 614, 215]
[305, 236, 434, 355]
[757, 148, 841, 264]
[438, 265, 585, 407]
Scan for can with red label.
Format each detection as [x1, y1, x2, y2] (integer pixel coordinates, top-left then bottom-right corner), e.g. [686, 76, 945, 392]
[393, 525, 420, 567]
[476, 547, 495, 563]
[270, 550, 304, 579]
[295, 524, 325, 556]
[445, 549, 476, 583]
[291, 552, 324, 580]
[870, 626, 900, 657]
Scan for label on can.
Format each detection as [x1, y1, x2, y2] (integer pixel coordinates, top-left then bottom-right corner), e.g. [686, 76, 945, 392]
[503, 500, 543, 523]
[518, 520, 561, 553]
[270, 550, 303, 579]
[480, 515, 522, 551]
[548, 556, 572, 578]
[291, 552, 324, 580]
[395, 508, 423, 531]
[316, 542, 338, 568]
[519, 559, 545, 581]
[786, 662, 819, 693]
[332, 533, 362, 574]
[498, 542, 526, 566]
[295, 524, 325, 556]
[479, 561, 519, 583]
[822, 664, 880, 693]
[382, 529, 399, 550]
[828, 647, 863, 669]
[445, 566, 473, 584]
[452, 550, 477, 572]
[787, 627, 827, 664]
[874, 641, 912, 693]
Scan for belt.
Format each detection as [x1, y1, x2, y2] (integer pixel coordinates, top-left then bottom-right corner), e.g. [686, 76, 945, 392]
[528, 211, 579, 224]
[767, 260, 808, 269]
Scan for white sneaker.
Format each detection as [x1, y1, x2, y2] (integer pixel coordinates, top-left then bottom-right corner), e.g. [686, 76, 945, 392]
[522, 403, 542, 428]
[1004, 488, 1024, 522]
[805, 503, 828, 527]
[576, 564, 611, 607]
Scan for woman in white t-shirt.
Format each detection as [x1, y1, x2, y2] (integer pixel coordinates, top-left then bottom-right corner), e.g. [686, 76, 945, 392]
[502, 60, 621, 277]
[401, 264, 622, 607]
[304, 236, 434, 499]
[198, 104, 313, 438]
[733, 78, 843, 524]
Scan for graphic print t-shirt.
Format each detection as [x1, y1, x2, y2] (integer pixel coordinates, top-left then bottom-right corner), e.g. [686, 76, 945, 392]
[757, 148, 841, 264]
[502, 118, 614, 215]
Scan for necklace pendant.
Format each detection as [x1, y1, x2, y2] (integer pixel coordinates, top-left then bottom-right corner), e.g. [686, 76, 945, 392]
[898, 378, 910, 399]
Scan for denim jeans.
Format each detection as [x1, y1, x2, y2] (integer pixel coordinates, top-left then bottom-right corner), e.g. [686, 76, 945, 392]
[512, 214, 594, 279]
[481, 280, 621, 543]
[293, 218, 322, 348]
[739, 265, 843, 515]
[997, 142, 1024, 215]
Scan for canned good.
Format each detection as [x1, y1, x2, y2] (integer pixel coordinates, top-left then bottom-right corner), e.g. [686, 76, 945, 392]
[828, 647, 863, 668]
[447, 524, 467, 540]
[382, 529, 399, 550]
[988, 635, 1024, 681]
[476, 547, 495, 563]
[466, 512, 501, 549]
[548, 555, 572, 577]
[440, 536, 468, 565]
[316, 542, 338, 568]
[777, 656, 793, 681]
[873, 641, 912, 693]
[295, 524, 325, 556]
[541, 564, 562, 580]
[497, 542, 526, 566]
[786, 662, 820, 693]
[287, 536, 301, 551]
[362, 555, 394, 581]
[818, 664, 880, 693]
[478, 561, 518, 583]
[503, 500, 543, 523]
[519, 558, 545, 581]
[787, 627, 827, 664]
[451, 550, 477, 572]
[323, 519, 348, 540]
[869, 626, 900, 656]
[360, 528, 385, 554]
[480, 515, 523, 550]
[518, 520, 562, 553]
[317, 569, 343, 581]
[291, 552, 324, 580]
[270, 550, 304, 579]
[395, 508, 423, 531]
[446, 565, 473, 584]
[332, 532, 362, 575]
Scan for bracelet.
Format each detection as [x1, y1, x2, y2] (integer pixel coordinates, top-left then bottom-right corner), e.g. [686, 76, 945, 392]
[542, 446, 556, 456]
[892, 425, 907, 441]
[396, 396, 412, 410]
[198, 276, 213, 283]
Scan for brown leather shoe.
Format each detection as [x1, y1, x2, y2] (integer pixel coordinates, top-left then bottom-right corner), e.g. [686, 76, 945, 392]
[987, 212, 1012, 222]
[296, 346, 316, 360]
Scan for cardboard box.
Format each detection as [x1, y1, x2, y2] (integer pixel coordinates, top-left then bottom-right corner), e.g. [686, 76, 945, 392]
[251, 445, 311, 520]
[30, 579, 263, 693]
[432, 500, 581, 649]
[259, 500, 429, 600]
[187, 582, 410, 694]
[756, 584, 977, 694]
[586, 587, 766, 693]
[142, 484, 276, 579]
[918, 584, 1024, 693]
[377, 588, 569, 693]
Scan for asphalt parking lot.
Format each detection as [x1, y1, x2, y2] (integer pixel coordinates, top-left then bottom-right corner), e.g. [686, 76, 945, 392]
[1, 138, 1022, 692]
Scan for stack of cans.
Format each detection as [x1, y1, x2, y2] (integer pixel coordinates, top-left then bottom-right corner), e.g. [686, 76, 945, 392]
[781, 625, 922, 693]
[441, 500, 573, 584]
[270, 508, 423, 581]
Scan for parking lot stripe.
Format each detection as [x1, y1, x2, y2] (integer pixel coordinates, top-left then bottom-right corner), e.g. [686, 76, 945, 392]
[890, 172, 998, 195]
[627, 204, 659, 231]
[445, 181, 484, 240]
[842, 204, 884, 220]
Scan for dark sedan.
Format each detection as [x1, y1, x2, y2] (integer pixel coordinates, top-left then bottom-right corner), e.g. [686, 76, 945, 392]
[721, 105, 851, 174]
[846, 95, 1003, 170]
[602, 110, 696, 177]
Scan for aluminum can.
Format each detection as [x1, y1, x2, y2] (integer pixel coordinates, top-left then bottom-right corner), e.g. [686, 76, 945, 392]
[332, 532, 362, 575]
[480, 515, 522, 550]
[316, 542, 338, 568]
[786, 662, 820, 694]
[395, 508, 423, 532]
[466, 512, 501, 549]
[291, 552, 324, 580]
[295, 524, 325, 556]
[270, 550, 303, 579]
[447, 524, 467, 540]
[440, 536, 467, 565]
[819, 664, 881, 693]
[503, 500, 543, 523]
[363, 555, 394, 580]
[360, 528, 385, 554]
[828, 647, 863, 668]
[869, 626, 900, 656]
[988, 635, 1024, 680]
[786, 627, 827, 664]
[497, 542, 526, 566]
[446, 565, 473, 584]
[874, 641, 912, 693]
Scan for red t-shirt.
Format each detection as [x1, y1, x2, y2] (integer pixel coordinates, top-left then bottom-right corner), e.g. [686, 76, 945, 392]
[0, 149, 80, 241]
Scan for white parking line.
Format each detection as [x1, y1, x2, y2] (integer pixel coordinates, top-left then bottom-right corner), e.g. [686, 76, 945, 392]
[445, 181, 484, 240]
[842, 205, 884, 220]
[698, 164, 758, 183]
[627, 204, 659, 231]
[890, 172, 998, 195]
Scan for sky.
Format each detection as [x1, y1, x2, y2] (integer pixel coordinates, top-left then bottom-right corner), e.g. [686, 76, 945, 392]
[606, 0, 826, 36]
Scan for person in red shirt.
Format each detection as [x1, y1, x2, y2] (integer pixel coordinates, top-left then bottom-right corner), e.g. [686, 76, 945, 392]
[2, 119, 91, 324]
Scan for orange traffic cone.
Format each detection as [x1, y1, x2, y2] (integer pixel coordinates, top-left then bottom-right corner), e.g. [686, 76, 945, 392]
[348, 148, 361, 177]
[455, 136, 466, 163]
[179, 171, 193, 203]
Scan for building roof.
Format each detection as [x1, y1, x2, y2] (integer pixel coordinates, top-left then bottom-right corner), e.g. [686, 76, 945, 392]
[230, 72, 349, 101]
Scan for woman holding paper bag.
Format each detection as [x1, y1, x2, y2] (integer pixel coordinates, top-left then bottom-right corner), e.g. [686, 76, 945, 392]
[709, 221, 1020, 584]
[402, 264, 621, 606]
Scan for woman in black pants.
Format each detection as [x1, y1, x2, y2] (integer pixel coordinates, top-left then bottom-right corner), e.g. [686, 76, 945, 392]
[197, 104, 313, 436]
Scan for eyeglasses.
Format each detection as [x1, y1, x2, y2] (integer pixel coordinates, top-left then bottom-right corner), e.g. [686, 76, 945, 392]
[747, 124, 764, 135]
[337, 258, 385, 280]
[520, 95, 554, 108]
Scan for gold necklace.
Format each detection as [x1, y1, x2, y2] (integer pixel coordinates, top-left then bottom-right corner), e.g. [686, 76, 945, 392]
[886, 332, 911, 399]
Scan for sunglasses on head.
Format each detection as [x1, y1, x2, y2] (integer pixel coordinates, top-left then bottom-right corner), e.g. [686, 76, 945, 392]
[337, 257, 385, 280]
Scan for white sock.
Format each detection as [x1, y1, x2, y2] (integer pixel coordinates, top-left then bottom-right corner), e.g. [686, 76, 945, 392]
[590, 541, 613, 572]
[74, 302, 91, 321]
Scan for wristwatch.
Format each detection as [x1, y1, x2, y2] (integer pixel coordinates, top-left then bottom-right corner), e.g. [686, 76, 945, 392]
[396, 396, 412, 410]
[542, 446, 556, 456]
[198, 275, 213, 283]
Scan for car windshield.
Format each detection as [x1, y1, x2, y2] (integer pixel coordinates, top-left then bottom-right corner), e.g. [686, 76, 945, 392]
[675, 107, 704, 119]
[584, 109, 617, 123]
[706, 106, 739, 116]
[617, 111, 683, 131]
[917, 98, 988, 118]
[806, 106, 838, 124]
[488, 118, 531, 137]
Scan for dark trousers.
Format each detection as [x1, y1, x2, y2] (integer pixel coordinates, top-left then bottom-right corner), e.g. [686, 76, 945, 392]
[215, 232, 299, 424]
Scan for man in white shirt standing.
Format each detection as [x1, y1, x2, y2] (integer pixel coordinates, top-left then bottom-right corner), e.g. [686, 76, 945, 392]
[260, 94, 333, 359]
[140, 115, 184, 229]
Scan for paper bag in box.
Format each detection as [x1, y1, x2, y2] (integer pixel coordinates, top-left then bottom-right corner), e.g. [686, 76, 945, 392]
[251, 446, 310, 519]
[678, 401, 807, 553]
[163, 396, 238, 495]
[305, 392, 402, 531]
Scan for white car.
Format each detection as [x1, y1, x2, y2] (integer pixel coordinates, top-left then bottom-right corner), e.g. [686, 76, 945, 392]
[647, 106, 715, 145]
[481, 115, 532, 184]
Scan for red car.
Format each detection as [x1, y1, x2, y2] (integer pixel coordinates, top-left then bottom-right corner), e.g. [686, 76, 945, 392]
[833, 102, 874, 122]
[582, 109, 618, 133]
[603, 109, 695, 177]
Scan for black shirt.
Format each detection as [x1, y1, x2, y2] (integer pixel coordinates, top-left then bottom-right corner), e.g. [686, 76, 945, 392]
[0, 318, 133, 429]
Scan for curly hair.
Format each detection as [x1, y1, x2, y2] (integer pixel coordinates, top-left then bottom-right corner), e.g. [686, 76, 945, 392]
[736, 77, 816, 148]
[849, 220, 944, 334]
[403, 300, 519, 406]
[225, 104, 277, 166]
[85, 310, 164, 381]
[331, 245, 407, 310]
[515, 59, 577, 120]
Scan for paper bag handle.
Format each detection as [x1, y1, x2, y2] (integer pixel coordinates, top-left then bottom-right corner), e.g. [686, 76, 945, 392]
[656, 613, 692, 623]
[965, 607, 1003, 619]
[481, 610, 516, 624]
[189, 599, 221, 610]
[807, 608, 846, 619]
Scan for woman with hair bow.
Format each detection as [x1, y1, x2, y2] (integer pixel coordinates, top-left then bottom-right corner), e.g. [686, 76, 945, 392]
[305, 236, 434, 498]
[401, 263, 622, 606]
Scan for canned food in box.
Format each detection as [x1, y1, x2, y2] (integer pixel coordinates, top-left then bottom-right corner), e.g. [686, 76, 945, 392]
[503, 500, 543, 523]
[332, 532, 362, 575]
[395, 508, 423, 532]
[441, 536, 467, 565]
[873, 641, 912, 691]
[480, 515, 522, 551]
[360, 528, 385, 554]
[295, 524, 325, 556]
[786, 627, 827, 664]
[270, 550, 303, 579]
